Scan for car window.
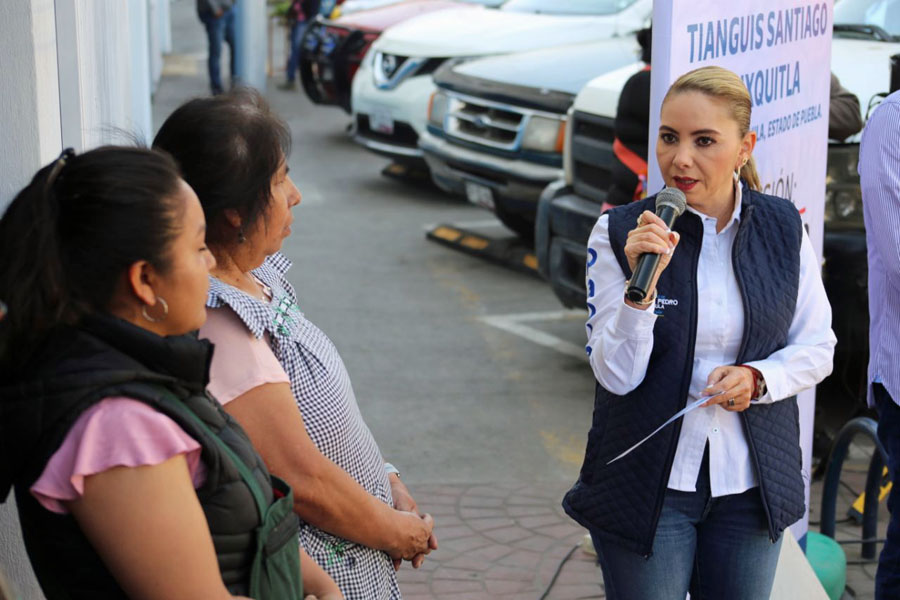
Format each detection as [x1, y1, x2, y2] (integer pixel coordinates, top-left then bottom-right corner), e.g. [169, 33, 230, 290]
[500, 0, 638, 16]
[835, 0, 900, 36]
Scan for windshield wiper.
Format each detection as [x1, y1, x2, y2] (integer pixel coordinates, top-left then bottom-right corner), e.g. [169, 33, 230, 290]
[833, 23, 897, 42]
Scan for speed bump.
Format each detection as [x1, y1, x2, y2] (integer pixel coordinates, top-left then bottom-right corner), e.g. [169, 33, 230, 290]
[426, 223, 541, 278]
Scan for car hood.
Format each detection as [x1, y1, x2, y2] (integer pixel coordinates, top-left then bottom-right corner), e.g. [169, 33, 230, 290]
[373, 7, 644, 57]
[447, 37, 640, 96]
[334, 0, 478, 32]
[571, 61, 646, 117]
[831, 37, 900, 123]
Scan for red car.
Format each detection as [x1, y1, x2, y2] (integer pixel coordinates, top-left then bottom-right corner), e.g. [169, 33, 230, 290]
[299, 0, 495, 113]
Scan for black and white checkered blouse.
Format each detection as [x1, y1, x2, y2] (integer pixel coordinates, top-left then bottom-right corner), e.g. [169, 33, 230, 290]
[207, 253, 400, 599]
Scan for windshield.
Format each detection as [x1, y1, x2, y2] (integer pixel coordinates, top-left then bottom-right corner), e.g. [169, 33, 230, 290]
[834, 0, 900, 36]
[501, 0, 638, 16]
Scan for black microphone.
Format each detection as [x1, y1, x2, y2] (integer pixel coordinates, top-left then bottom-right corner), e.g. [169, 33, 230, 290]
[626, 187, 687, 303]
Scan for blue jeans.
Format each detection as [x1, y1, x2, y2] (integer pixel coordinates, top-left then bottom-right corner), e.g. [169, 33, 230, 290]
[875, 383, 900, 599]
[200, 8, 236, 94]
[286, 21, 306, 83]
[592, 450, 782, 600]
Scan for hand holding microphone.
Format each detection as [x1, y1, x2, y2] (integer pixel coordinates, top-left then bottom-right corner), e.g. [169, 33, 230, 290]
[624, 188, 687, 308]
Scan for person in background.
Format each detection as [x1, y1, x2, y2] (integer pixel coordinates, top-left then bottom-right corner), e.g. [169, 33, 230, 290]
[197, 0, 236, 95]
[154, 89, 436, 600]
[564, 66, 836, 599]
[0, 147, 341, 599]
[829, 73, 864, 141]
[606, 26, 652, 210]
[859, 89, 900, 600]
[280, 0, 322, 91]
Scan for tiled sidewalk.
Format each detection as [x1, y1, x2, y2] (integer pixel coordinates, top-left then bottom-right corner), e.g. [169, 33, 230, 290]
[398, 474, 887, 599]
[395, 482, 603, 599]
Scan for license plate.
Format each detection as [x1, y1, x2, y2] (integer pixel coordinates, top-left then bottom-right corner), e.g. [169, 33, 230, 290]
[464, 181, 495, 211]
[370, 108, 394, 135]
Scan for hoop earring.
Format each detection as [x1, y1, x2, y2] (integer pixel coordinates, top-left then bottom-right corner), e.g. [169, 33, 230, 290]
[734, 157, 748, 182]
[141, 296, 169, 323]
[238, 227, 246, 244]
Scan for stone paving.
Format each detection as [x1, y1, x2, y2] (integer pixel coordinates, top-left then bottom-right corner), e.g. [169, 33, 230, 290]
[394, 482, 602, 600]
[396, 470, 889, 599]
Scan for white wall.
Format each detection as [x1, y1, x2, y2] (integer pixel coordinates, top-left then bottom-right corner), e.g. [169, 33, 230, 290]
[55, 0, 154, 150]
[0, 0, 62, 206]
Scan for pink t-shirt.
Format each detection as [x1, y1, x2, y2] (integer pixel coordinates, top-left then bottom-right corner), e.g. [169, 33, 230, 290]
[200, 305, 290, 406]
[30, 397, 207, 514]
[30, 307, 288, 515]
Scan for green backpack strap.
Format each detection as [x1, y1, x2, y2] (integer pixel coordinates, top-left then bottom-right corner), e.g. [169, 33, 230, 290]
[156, 389, 303, 600]
[157, 390, 269, 518]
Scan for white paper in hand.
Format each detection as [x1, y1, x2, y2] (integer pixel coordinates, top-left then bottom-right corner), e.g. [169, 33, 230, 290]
[606, 392, 724, 465]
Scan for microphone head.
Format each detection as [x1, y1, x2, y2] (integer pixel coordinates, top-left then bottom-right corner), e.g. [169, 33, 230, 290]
[656, 187, 687, 216]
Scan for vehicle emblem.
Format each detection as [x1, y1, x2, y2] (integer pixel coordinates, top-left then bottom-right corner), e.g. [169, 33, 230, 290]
[473, 115, 491, 129]
[382, 54, 398, 78]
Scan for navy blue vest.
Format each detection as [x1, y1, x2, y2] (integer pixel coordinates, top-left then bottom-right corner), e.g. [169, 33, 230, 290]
[563, 182, 806, 556]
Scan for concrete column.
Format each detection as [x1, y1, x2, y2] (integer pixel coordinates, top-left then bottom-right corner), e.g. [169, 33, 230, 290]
[130, 0, 154, 140]
[55, 0, 152, 149]
[234, 0, 268, 90]
[159, 0, 172, 54]
[148, 0, 164, 94]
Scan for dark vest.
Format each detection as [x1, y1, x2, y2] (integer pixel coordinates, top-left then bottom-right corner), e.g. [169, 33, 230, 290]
[4, 315, 283, 598]
[563, 183, 806, 556]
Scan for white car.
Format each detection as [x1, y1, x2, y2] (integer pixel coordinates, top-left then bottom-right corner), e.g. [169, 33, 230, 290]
[350, 0, 652, 165]
[337, 0, 504, 17]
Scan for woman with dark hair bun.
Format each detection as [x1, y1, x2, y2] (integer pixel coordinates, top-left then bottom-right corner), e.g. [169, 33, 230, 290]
[154, 89, 436, 599]
[0, 146, 340, 600]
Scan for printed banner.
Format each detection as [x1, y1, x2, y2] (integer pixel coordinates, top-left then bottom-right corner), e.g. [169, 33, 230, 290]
[649, 1, 834, 547]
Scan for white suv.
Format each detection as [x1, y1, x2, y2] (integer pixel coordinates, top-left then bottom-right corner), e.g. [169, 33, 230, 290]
[350, 0, 652, 165]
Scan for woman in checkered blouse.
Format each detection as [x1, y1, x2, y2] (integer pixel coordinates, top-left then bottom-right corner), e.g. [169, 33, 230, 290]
[154, 89, 437, 599]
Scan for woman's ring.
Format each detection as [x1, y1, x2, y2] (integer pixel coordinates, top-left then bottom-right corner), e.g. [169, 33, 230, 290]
[728, 398, 735, 407]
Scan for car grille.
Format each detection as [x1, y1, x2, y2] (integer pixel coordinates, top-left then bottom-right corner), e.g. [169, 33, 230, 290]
[570, 110, 615, 203]
[444, 92, 527, 152]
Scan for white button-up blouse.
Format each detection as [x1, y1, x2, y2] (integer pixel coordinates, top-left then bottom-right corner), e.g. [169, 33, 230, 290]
[584, 182, 837, 496]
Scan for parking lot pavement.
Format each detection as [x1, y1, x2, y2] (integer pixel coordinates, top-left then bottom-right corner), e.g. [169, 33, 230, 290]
[153, 3, 886, 597]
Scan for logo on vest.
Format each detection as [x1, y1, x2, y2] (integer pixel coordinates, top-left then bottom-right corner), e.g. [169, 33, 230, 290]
[654, 295, 679, 316]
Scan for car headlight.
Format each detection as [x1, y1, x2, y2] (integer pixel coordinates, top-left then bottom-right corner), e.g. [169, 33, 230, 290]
[824, 144, 862, 229]
[428, 91, 450, 128]
[522, 115, 566, 153]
